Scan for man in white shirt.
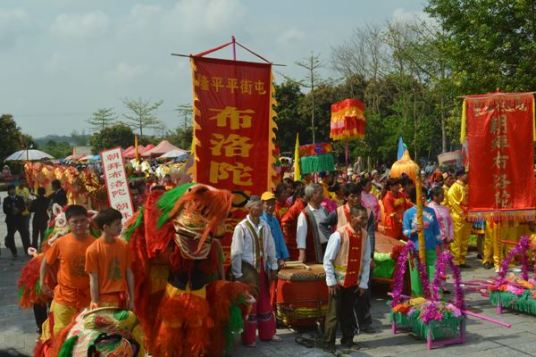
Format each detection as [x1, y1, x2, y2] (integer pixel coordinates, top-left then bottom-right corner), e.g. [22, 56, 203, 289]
[231, 196, 278, 347]
[296, 183, 329, 263]
[323, 206, 371, 353]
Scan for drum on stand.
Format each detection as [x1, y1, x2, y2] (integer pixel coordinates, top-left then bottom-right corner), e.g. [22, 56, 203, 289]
[276, 263, 328, 329]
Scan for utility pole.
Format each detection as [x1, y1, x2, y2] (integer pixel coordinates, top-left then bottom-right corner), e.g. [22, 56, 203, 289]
[297, 53, 321, 144]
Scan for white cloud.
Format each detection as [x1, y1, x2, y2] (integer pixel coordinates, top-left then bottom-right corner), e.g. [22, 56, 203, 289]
[112, 62, 145, 80]
[277, 28, 305, 46]
[167, 0, 245, 34]
[392, 8, 430, 24]
[50, 11, 110, 40]
[0, 8, 30, 47]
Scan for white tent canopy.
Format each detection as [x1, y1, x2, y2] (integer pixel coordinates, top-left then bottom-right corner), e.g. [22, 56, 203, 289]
[159, 149, 188, 159]
[5, 149, 54, 161]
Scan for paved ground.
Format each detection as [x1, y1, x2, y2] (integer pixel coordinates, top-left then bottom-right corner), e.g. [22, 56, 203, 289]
[1, 191, 536, 356]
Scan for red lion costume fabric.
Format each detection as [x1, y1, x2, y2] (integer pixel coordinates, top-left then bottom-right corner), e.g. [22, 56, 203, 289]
[123, 183, 253, 357]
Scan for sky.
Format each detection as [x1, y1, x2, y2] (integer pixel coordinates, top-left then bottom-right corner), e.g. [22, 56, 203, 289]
[0, 0, 426, 138]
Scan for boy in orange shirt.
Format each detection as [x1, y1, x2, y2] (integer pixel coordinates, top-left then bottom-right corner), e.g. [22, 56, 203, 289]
[86, 208, 134, 309]
[39, 205, 95, 336]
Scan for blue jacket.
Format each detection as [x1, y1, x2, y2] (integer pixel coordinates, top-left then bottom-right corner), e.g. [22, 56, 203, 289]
[261, 212, 290, 260]
[402, 206, 441, 251]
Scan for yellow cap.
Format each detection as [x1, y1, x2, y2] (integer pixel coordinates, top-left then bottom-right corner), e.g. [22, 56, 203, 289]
[261, 191, 275, 201]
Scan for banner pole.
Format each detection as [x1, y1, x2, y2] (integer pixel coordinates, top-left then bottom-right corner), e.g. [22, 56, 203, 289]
[416, 173, 426, 264]
[232, 35, 236, 61]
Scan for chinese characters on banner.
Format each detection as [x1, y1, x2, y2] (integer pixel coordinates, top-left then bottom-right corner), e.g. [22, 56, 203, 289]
[465, 92, 536, 218]
[190, 56, 276, 253]
[101, 147, 135, 222]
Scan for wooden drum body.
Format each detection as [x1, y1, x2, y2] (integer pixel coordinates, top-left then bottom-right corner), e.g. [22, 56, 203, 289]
[276, 264, 328, 329]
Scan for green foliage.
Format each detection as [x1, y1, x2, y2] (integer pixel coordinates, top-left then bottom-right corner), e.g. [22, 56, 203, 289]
[40, 140, 72, 159]
[164, 126, 193, 150]
[274, 80, 306, 152]
[90, 124, 135, 154]
[0, 114, 28, 162]
[88, 107, 117, 132]
[426, 0, 536, 93]
[34, 132, 90, 147]
[122, 98, 163, 137]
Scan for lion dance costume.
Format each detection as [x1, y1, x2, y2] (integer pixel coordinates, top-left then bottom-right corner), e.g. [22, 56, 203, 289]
[122, 182, 253, 356]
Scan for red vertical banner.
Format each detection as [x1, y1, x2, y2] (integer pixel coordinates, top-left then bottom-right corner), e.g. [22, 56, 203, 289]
[191, 57, 276, 256]
[465, 92, 536, 219]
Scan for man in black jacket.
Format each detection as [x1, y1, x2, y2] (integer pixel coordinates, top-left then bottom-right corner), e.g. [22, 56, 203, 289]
[3, 185, 30, 257]
[30, 187, 50, 249]
[48, 179, 67, 208]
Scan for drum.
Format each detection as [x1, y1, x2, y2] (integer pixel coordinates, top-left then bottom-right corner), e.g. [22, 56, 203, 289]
[276, 264, 328, 329]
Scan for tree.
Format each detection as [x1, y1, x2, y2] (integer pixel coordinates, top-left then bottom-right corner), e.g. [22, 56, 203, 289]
[40, 140, 72, 159]
[122, 98, 163, 137]
[0, 114, 27, 162]
[296, 53, 323, 144]
[165, 126, 193, 150]
[70, 130, 90, 146]
[90, 124, 135, 154]
[274, 80, 306, 153]
[176, 104, 192, 130]
[88, 108, 117, 132]
[426, 0, 536, 93]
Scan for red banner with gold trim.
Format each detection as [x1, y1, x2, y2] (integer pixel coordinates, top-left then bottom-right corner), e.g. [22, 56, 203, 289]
[191, 56, 276, 254]
[464, 92, 536, 220]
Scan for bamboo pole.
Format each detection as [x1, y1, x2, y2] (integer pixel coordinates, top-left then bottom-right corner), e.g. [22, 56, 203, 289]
[416, 172, 426, 264]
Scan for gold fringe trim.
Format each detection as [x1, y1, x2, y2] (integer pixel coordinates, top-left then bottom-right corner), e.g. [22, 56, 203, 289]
[190, 59, 202, 181]
[460, 99, 467, 144]
[268, 71, 278, 192]
[467, 209, 536, 222]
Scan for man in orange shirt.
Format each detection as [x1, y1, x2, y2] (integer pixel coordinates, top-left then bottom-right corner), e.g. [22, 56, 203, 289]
[86, 208, 134, 309]
[39, 205, 95, 337]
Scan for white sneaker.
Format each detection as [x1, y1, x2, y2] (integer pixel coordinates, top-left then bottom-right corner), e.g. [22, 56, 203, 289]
[271, 335, 283, 342]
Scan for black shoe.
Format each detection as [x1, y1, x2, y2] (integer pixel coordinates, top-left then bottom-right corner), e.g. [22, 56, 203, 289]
[341, 341, 361, 351]
[442, 288, 451, 294]
[459, 263, 470, 269]
[322, 344, 336, 354]
[360, 326, 377, 334]
[483, 262, 493, 269]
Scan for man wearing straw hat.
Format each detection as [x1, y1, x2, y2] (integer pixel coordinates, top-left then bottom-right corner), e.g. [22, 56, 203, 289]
[231, 195, 278, 347]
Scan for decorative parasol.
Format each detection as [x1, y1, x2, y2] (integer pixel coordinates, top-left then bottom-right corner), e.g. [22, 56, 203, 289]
[5, 149, 54, 161]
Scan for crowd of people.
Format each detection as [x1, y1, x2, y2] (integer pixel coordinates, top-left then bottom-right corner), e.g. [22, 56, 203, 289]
[7, 160, 530, 355]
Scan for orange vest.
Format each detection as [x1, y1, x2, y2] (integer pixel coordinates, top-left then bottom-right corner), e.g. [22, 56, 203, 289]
[333, 226, 368, 288]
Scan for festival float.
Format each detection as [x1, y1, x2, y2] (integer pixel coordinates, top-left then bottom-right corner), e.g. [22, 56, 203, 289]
[487, 235, 536, 315]
[390, 241, 467, 349]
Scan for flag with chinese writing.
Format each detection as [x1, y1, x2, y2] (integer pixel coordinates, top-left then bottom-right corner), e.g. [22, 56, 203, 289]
[462, 92, 536, 220]
[330, 98, 366, 141]
[190, 56, 276, 256]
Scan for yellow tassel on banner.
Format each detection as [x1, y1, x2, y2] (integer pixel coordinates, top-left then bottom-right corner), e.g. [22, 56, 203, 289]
[460, 99, 467, 144]
[190, 59, 202, 181]
[268, 72, 278, 192]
